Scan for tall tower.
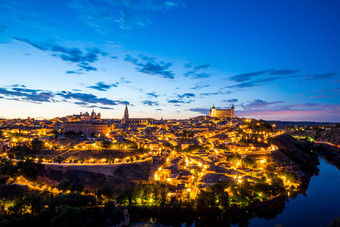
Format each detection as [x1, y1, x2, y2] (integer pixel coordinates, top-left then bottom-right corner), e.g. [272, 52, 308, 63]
[91, 110, 96, 118]
[124, 105, 129, 120]
[231, 104, 235, 118]
[209, 105, 216, 117]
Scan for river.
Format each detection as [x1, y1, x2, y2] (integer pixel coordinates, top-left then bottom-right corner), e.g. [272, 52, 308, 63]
[247, 158, 340, 227]
[131, 158, 340, 227]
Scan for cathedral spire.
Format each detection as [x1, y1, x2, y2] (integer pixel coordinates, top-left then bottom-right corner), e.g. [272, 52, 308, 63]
[124, 104, 129, 119]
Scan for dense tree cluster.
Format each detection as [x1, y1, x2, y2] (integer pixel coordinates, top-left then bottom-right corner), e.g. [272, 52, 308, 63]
[182, 145, 208, 153]
[0, 192, 125, 227]
[0, 156, 289, 226]
[0, 158, 43, 181]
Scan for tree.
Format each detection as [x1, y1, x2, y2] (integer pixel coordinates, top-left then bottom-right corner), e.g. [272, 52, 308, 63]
[0, 175, 9, 184]
[281, 171, 298, 182]
[31, 138, 45, 151]
[183, 145, 207, 153]
[227, 152, 241, 162]
[242, 156, 256, 168]
[271, 177, 285, 196]
[23, 192, 47, 214]
[58, 180, 71, 191]
[100, 141, 112, 149]
[101, 184, 113, 197]
[52, 130, 59, 140]
[71, 181, 84, 192]
[56, 156, 63, 164]
[75, 131, 83, 137]
[17, 159, 44, 180]
[64, 131, 76, 137]
[52, 193, 96, 209]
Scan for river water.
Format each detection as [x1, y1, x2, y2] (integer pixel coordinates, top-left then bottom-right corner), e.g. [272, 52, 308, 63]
[131, 158, 340, 227]
[247, 158, 340, 227]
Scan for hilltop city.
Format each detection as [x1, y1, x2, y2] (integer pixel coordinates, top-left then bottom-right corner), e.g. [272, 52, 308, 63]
[0, 105, 302, 198]
[1, 104, 339, 225]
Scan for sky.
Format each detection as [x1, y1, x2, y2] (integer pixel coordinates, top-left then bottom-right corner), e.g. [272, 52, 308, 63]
[0, 0, 339, 122]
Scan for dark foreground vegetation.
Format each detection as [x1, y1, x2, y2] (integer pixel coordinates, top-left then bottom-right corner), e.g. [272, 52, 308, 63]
[0, 133, 333, 226]
[0, 156, 294, 226]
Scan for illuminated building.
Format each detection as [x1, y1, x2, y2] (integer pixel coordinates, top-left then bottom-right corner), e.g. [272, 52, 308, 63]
[209, 105, 235, 118]
[63, 110, 111, 137]
[121, 105, 154, 126]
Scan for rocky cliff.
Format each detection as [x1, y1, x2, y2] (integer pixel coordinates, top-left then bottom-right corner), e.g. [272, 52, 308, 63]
[272, 134, 319, 177]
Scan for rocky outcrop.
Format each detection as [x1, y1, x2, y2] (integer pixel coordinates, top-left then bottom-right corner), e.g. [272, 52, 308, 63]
[114, 161, 151, 181]
[272, 134, 319, 177]
[313, 143, 340, 170]
[314, 128, 340, 145]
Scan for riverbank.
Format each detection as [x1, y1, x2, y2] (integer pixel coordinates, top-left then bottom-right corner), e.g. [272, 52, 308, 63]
[129, 157, 340, 227]
[313, 143, 340, 170]
[248, 158, 340, 227]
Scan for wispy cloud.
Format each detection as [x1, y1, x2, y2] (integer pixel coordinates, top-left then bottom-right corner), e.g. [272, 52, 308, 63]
[242, 99, 283, 109]
[200, 90, 232, 96]
[297, 88, 340, 98]
[184, 63, 212, 79]
[227, 77, 281, 89]
[228, 82, 258, 89]
[237, 101, 340, 122]
[66, 71, 84, 75]
[190, 84, 210, 90]
[188, 107, 210, 115]
[125, 54, 175, 79]
[15, 38, 108, 72]
[229, 69, 300, 83]
[0, 87, 54, 103]
[120, 77, 131, 84]
[142, 100, 159, 106]
[168, 93, 196, 104]
[146, 92, 159, 98]
[199, 92, 220, 96]
[69, 0, 184, 32]
[222, 99, 238, 103]
[168, 99, 184, 104]
[229, 70, 272, 82]
[303, 72, 337, 81]
[77, 104, 115, 110]
[177, 93, 196, 99]
[269, 69, 300, 75]
[11, 84, 26, 88]
[57, 91, 129, 106]
[87, 82, 118, 91]
[0, 84, 131, 110]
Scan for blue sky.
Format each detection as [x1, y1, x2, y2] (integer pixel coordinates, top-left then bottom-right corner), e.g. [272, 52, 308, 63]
[0, 0, 339, 122]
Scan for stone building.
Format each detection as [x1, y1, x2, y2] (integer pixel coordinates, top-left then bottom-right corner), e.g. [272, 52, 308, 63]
[121, 105, 154, 126]
[63, 110, 111, 137]
[209, 105, 235, 118]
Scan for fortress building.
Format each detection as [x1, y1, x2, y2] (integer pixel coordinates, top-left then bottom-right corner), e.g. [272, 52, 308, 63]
[121, 105, 154, 126]
[209, 105, 235, 118]
[63, 110, 111, 137]
[66, 110, 101, 122]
